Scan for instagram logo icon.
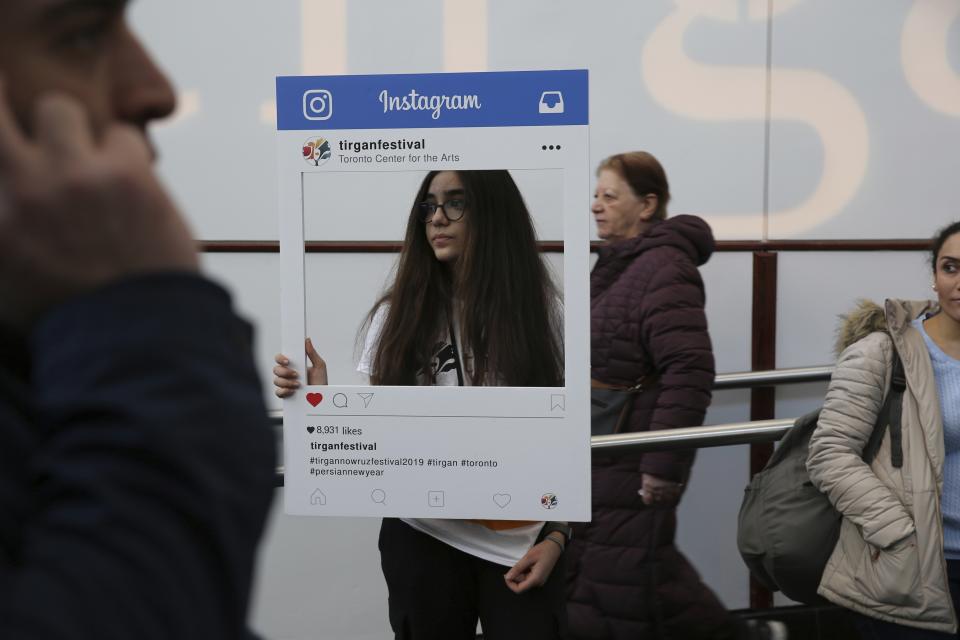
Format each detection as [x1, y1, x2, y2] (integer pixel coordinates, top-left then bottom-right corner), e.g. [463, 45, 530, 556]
[302, 89, 333, 121]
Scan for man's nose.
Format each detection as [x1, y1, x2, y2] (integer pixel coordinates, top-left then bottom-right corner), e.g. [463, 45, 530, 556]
[111, 25, 177, 129]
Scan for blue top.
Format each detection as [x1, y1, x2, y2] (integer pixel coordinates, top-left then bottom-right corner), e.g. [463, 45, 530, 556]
[913, 317, 960, 559]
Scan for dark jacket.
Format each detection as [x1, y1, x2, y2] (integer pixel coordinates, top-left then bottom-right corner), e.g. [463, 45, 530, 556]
[568, 216, 731, 639]
[0, 274, 275, 639]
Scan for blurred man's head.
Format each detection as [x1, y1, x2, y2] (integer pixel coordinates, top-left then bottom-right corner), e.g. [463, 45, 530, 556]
[0, 0, 175, 135]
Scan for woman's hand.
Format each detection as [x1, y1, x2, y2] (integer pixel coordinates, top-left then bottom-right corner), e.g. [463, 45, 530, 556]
[273, 337, 328, 397]
[639, 473, 683, 507]
[503, 535, 563, 594]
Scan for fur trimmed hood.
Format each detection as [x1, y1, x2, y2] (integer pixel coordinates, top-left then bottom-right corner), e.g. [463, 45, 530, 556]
[834, 298, 938, 357]
[834, 299, 887, 357]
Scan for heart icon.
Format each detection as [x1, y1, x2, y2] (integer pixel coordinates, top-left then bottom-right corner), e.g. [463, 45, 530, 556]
[307, 426, 315, 434]
[493, 493, 511, 508]
[306, 393, 323, 407]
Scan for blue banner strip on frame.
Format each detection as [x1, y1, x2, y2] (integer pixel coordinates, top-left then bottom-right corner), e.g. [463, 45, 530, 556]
[276, 70, 588, 130]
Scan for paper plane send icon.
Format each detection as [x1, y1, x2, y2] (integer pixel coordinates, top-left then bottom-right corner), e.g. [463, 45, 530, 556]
[358, 393, 374, 408]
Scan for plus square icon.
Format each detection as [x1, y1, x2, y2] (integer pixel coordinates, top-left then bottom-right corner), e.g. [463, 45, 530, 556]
[428, 491, 445, 508]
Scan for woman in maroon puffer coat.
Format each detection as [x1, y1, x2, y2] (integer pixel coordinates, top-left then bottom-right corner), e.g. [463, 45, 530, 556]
[566, 152, 737, 639]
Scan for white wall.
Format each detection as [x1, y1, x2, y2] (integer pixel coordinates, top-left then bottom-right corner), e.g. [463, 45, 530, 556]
[134, 1, 960, 637]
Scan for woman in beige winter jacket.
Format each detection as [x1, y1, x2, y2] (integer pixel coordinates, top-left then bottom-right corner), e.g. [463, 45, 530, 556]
[807, 222, 960, 638]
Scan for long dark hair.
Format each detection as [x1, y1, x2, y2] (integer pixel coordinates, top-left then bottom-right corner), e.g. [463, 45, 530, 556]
[366, 170, 563, 386]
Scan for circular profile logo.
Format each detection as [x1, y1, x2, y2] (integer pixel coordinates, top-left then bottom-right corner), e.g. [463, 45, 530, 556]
[540, 493, 558, 510]
[303, 137, 332, 166]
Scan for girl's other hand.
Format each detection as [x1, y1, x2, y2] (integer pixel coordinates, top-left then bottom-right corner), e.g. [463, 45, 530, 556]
[503, 537, 562, 594]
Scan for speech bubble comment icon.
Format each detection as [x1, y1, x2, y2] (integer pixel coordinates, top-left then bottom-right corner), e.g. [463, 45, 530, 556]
[333, 393, 348, 408]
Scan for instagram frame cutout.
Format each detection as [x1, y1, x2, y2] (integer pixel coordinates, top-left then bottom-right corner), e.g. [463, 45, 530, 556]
[277, 70, 590, 520]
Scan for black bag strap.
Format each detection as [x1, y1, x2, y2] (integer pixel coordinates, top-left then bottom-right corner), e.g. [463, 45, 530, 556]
[887, 353, 906, 468]
[862, 349, 905, 468]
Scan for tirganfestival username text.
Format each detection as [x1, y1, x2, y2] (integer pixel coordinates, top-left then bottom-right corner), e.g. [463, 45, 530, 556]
[338, 139, 426, 153]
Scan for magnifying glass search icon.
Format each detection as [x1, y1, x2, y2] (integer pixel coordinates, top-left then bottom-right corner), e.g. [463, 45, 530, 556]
[371, 489, 387, 505]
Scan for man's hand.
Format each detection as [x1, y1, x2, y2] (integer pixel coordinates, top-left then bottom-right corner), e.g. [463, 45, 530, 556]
[503, 535, 563, 594]
[0, 83, 197, 327]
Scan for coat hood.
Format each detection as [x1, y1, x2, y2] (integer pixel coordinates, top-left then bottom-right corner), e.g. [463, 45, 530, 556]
[599, 214, 715, 267]
[834, 298, 938, 356]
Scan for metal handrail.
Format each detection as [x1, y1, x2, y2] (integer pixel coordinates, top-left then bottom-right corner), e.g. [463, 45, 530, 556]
[272, 418, 796, 485]
[713, 365, 831, 389]
[590, 418, 794, 452]
[267, 365, 832, 424]
[269, 365, 827, 482]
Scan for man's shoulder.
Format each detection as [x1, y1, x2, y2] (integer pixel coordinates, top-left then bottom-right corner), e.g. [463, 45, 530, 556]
[0, 358, 38, 568]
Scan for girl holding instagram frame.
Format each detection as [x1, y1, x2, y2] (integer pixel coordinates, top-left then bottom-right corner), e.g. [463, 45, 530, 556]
[275, 169, 569, 639]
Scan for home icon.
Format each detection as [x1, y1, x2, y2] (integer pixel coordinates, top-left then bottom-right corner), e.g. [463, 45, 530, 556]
[310, 489, 327, 506]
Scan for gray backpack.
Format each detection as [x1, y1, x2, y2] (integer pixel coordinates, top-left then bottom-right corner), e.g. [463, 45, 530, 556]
[736, 353, 905, 604]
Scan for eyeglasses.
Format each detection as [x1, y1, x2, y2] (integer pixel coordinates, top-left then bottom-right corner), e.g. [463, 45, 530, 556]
[418, 199, 467, 222]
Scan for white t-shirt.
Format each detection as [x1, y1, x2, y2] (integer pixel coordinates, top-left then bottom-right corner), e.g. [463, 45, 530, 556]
[359, 304, 542, 567]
